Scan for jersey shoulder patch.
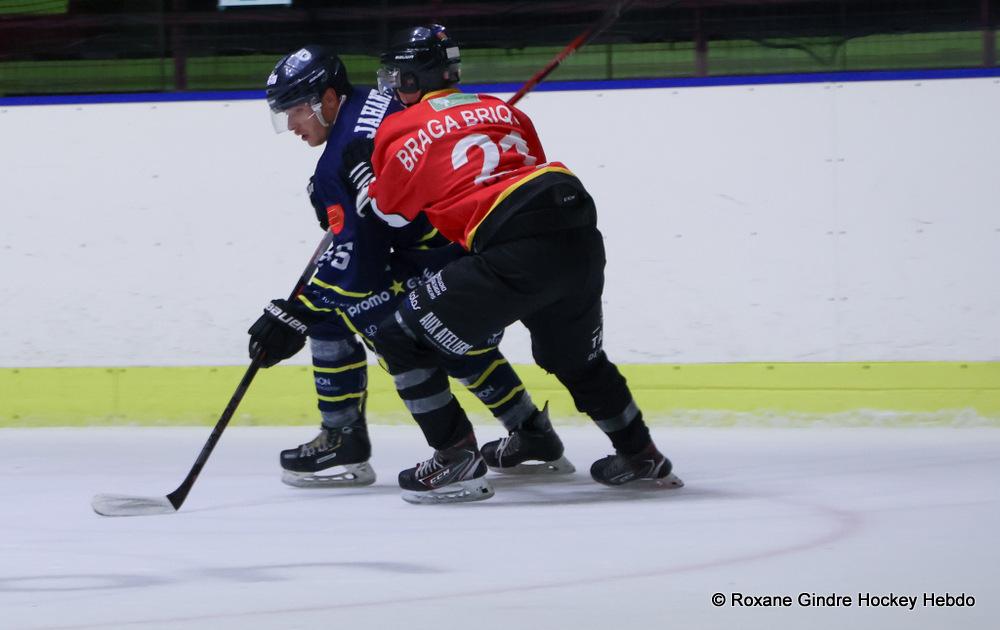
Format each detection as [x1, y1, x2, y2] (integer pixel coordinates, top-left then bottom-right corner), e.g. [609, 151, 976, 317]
[427, 92, 481, 111]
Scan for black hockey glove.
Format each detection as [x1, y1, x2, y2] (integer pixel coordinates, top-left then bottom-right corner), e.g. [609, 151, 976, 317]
[248, 298, 323, 368]
[340, 137, 376, 215]
[307, 176, 330, 231]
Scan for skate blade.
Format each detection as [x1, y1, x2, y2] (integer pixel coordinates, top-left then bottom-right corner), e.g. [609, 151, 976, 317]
[594, 471, 685, 489]
[401, 477, 495, 505]
[281, 462, 376, 488]
[625, 472, 685, 490]
[654, 472, 684, 488]
[488, 455, 576, 475]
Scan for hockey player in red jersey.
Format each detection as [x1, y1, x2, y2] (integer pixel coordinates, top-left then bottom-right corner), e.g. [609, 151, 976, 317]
[365, 25, 683, 501]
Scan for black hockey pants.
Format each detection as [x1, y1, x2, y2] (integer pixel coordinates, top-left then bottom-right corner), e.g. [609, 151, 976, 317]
[375, 186, 651, 455]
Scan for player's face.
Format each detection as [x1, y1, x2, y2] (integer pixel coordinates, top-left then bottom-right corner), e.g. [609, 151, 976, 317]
[285, 103, 328, 147]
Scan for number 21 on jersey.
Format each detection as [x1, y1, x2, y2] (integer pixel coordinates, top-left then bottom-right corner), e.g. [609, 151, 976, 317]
[451, 131, 537, 185]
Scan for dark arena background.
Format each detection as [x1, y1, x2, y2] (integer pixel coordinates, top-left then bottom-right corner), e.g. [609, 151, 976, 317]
[1, 0, 997, 95]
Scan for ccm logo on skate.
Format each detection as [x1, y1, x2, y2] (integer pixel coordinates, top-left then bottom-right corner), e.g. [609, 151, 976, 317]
[265, 303, 308, 333]
[427, 469, 452, 485]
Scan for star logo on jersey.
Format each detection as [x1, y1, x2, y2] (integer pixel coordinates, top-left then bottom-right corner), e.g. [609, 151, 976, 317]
[326, 204, 345, 235]
[389, 279, 405, 295]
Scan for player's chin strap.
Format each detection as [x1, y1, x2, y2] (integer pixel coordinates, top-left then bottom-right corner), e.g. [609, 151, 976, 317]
[313, 94, 347, 128]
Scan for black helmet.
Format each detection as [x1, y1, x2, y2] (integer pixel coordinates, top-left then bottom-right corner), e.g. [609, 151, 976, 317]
[378, 24, 460, 99]
[266, 46, 351, 131]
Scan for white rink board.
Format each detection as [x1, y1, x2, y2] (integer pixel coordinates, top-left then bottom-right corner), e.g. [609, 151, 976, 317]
[1, 78, 999, 367]
[0, 425, 997, 629]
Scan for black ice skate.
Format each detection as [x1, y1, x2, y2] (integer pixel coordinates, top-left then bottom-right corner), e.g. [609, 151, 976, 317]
[280, 423, 376, 488]
[398, 433, 494, 504]
[590, 442, 684, 488]
[480, 404, 575, 475]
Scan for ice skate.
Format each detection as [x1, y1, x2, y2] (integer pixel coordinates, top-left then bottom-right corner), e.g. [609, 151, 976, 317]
[398, 433, 494, 504]
[481, 404, 575, 475]
[590, 442, 683, 488]
[280, 423, 376, 488]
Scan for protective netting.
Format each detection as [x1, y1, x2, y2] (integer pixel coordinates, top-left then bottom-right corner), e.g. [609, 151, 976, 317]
[0, 0, 996, 96]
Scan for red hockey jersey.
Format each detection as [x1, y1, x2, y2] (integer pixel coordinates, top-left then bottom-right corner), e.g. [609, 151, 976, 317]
[368, 89, 574, 250]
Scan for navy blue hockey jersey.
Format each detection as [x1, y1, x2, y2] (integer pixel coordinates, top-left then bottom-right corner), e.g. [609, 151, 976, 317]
[297, 86, 458, 339]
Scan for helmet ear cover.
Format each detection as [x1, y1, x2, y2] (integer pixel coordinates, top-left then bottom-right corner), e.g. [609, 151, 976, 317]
[378, 24, 461, 98]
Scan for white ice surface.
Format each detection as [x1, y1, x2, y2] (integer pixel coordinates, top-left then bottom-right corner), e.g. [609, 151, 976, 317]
[1, 426, 998, 630]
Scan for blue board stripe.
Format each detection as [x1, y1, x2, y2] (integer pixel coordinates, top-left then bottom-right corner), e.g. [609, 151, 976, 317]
[2, 67, 998, 107]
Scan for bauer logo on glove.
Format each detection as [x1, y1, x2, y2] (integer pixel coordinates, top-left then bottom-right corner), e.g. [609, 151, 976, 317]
[264, 300, 310, 333]
[248, 298, 324, 367]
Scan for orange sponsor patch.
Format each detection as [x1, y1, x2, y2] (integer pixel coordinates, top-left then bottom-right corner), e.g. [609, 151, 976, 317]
[326, 204, 345, 234]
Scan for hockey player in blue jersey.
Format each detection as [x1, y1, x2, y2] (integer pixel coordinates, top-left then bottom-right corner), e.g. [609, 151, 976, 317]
[247, 46, 573, 501]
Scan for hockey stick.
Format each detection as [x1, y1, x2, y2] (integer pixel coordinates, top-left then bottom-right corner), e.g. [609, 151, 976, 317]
[91, 231, 335, 517]
[91, 5, 636, 517]
[507, 0, 638, 107]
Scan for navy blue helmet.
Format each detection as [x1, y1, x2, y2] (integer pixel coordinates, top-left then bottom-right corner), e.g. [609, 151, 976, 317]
[266, 46, 351, 131]
[378, 24, 461, 99]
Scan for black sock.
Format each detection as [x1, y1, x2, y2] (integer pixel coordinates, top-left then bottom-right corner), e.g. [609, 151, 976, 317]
[413, 399, 474, 450]
[607, 414, 652, 456]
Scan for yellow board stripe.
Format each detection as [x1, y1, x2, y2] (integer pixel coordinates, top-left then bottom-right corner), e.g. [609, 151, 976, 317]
[313, 360, 367, 374]
[465, 359, 507, 390]
[3, 362, 998, 427]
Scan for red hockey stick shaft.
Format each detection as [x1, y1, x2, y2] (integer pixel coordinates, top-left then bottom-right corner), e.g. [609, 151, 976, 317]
[507, 0, 637, 107]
